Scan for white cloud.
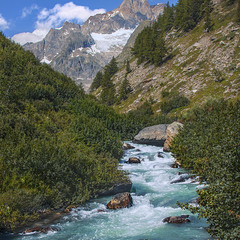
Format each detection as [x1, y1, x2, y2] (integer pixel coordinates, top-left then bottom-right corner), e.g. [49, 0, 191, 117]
[36, 2, 106, 30]
[0, 14, 9, 30]
[21, 4, 39, 18]
[12, 29, 49, 45]
[12, 2, 106, 45]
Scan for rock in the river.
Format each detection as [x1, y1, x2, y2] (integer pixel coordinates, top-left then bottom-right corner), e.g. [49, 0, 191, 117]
[170, 174, 192, 184]
[126, 157, 141, 164]
[158, 152, 164, 158]
[163, 215, 190, 224]
[170, 161, 181, 168]
[122, 142, 135, 150]
[107, 192, 133, 210]
[133, 124, 168, 146]
[24, 226, 57, 234]
[62, 205, 77, 213]
[163, 122, 183, 152]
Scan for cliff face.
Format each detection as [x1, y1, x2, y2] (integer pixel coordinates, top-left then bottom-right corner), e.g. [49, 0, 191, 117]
[23, 0, 165, 90]
[112, 2, 240, 113]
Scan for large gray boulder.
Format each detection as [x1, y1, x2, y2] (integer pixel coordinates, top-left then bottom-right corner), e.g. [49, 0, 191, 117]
[133, 124, 168, 146]
[163, 122, 183, 152]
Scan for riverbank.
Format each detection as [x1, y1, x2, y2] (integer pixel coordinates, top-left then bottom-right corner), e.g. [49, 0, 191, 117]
[2, 142, 210, 240]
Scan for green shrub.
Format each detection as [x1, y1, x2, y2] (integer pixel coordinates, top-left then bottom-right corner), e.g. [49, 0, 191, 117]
[171, 99, 240, 239]
[160, 95, 190, 113]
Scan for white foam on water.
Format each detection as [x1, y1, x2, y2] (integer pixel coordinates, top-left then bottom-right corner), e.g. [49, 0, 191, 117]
[14, 142, 209, 240]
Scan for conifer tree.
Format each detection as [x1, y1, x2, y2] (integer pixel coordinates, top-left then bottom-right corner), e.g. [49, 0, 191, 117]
[106, 57, 119, 77]
[119, 76, 132, 101]
[203, 0, 213, 32]
[162, 2, 175, 32]
[154, 33, 167, 66]
[90, 71, 103, 92]
[100, 70, 115, 106]
[126, 60, 131, 74]
[237, 0, 240, 23]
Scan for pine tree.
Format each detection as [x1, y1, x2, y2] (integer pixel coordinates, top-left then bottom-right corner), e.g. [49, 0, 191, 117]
[100, 71, 115, 106]
[154, 33, 167, 66]
[203, 0, 213, 32]
[119, 76, 132, 101]
[106, 57, 118, 77]
[237, 0, 240, 23]
[90, 71, 103, 92]
[126, 60, 131, 74]
[162, 2, 175, 32]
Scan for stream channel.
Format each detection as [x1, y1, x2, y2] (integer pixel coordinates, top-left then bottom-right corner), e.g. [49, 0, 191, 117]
[2, 142, 210, 240]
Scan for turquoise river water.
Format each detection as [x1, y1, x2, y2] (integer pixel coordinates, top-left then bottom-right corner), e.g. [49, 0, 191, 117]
[1, 143, 210, 240]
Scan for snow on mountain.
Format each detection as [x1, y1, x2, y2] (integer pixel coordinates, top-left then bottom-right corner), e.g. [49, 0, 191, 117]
[91, 28, 135, 52]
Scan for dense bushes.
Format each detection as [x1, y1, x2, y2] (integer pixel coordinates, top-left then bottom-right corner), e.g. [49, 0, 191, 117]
[171, 99, 240, 239]
[0, 33, 131, 231]
[160, 94, 190, 113]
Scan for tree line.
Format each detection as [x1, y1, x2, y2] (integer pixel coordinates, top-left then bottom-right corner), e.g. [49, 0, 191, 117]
[132, 0, 239, 66]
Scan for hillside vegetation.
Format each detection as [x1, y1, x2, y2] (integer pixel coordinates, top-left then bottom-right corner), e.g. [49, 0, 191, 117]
[0, 32, 153, 232]
[171, 99, 240, 239]
[109, 0, 240, 114]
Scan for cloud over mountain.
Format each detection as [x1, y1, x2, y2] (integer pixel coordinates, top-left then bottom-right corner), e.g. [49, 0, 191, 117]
[12, 2, 106, 45]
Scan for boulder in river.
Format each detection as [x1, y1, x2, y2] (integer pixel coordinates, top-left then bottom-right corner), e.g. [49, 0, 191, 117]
[122, 142, 135, 150]
[24, 226, 57, 234]
[163, 215, 190, 224]
[170, 161, 181, 168]
[158, 152, 164, 158]
[126, 157, 141, 164]
[163, 122, 183, 152]
[170, 174, 192, 184]
[133, 124, 168, 146]
[107, 192, 133, 210]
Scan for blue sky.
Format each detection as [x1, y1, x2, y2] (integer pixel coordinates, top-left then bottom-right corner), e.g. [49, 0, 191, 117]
[0, 0, 177, 42]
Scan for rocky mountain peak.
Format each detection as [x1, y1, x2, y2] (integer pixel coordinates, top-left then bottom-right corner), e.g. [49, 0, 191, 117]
[119, 0, 152, 19]
[61, 21, 81, 31]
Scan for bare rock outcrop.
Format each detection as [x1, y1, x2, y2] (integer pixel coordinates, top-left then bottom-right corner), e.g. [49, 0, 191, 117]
[163, 122, 183, 152]
[133, 124, 168, 146]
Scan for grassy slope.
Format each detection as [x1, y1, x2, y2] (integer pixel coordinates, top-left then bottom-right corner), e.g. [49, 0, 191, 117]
[113, 1, 240, 115]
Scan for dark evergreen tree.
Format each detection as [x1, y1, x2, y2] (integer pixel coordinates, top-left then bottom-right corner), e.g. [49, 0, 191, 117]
[202, 0, 213, 32]
[100, 70, 116, 106]
[90, 71, 103, 92]
[154, 33, 168, 66]
[237, 0, 240, 23]
[106, 57, 118, 77]
[162, 2, 175, 32]
[119, 76, 132, 101]
[126, 60, 131, 74]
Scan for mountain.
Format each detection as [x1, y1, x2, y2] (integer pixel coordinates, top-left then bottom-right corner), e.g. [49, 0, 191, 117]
[109, 0, 240, 113]
[81, 0, 164, 34]
[22, 0, 165, 90]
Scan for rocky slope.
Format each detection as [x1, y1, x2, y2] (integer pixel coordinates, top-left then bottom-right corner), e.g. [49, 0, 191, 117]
[113, 1, 240, 114]
[23, 0, 165, 90]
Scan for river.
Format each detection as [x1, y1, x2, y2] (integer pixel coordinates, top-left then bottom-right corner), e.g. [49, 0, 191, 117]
[1, 142, 210, 240]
